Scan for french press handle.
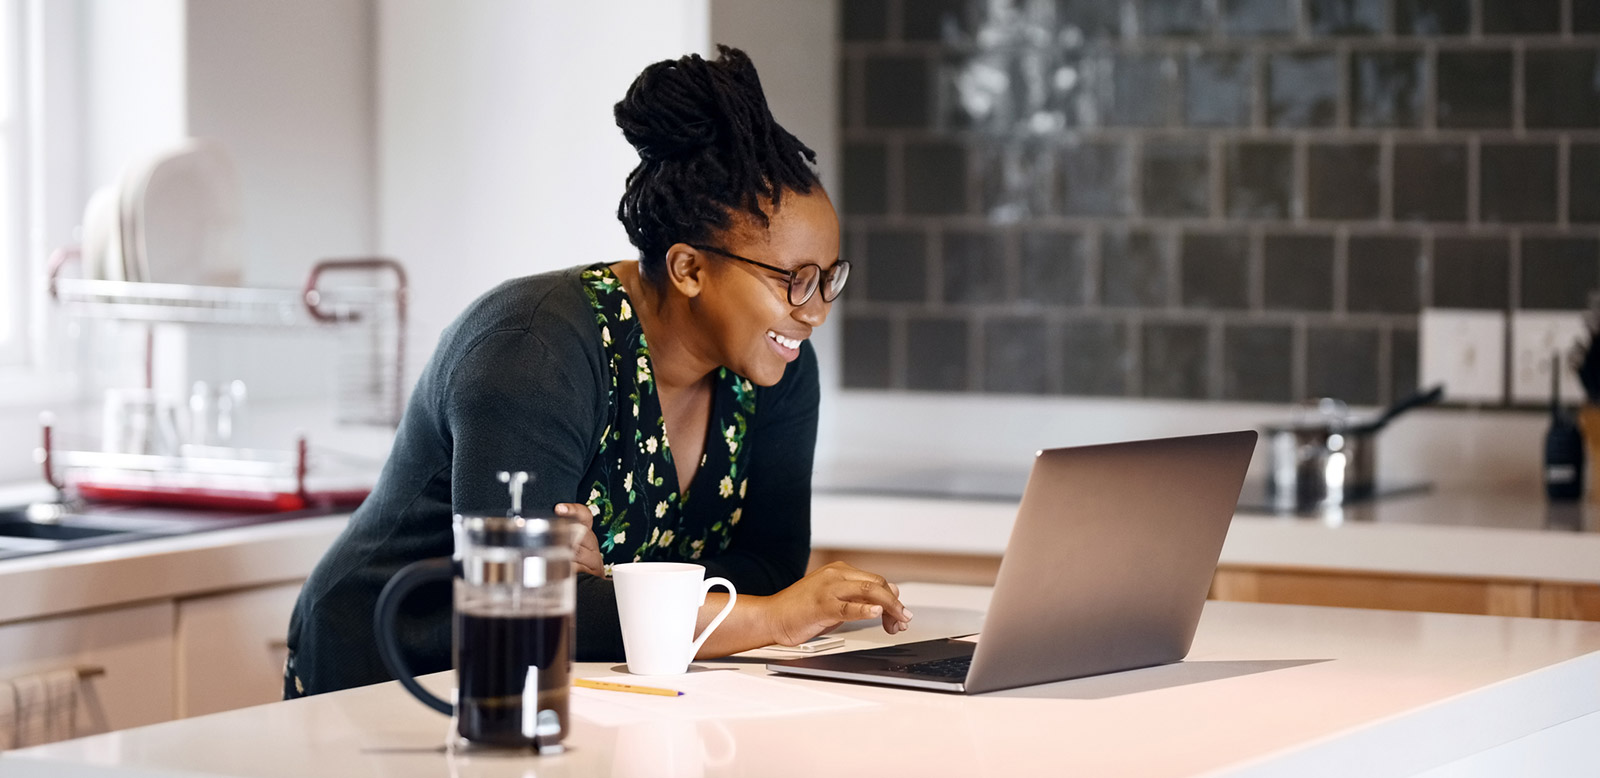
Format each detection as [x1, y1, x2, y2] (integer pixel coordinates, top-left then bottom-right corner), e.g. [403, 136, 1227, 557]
[373, 556, 454, 715]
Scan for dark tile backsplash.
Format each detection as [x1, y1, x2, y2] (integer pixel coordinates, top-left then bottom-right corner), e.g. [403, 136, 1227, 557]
[839, 0, 1600, 406]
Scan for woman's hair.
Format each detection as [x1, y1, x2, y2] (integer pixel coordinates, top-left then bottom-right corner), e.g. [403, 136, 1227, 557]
[614, 45, 820, 282]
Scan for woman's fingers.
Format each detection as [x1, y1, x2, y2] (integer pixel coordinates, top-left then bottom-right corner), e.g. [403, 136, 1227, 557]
[555, 503, 605, 577]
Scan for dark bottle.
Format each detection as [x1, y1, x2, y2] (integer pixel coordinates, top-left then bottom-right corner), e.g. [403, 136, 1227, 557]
[1546, 353, 1584, 502]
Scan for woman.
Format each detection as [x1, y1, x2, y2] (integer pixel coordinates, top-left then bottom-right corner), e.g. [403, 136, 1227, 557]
[284, 46, 911, 697]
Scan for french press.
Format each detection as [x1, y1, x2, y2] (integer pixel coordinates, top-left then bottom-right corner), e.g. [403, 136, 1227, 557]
[375, 471, 583, 752]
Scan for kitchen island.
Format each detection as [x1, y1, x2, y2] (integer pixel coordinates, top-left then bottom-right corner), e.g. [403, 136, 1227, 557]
[4, 582, 1598, 777]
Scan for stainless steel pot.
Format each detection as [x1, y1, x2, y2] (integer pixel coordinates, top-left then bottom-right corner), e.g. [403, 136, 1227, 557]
[1262, 386, 1443, 510]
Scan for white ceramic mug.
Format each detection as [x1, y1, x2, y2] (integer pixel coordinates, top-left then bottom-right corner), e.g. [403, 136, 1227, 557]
[612, 562, 737, 675]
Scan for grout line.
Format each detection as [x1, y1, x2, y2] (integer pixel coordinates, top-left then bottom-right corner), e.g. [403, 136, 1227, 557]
[1563, 0, 1574, 37]
[1559, 134, 1571, 228]
[1378, 323, 1394, 406]
[1208, 316, 1226, 400]
[1379, 133, 1395, 224]
[1333, 227, 1350, 315]
[889, 309, 907, 389]
[1508, 228, 1522, 311]
[1512, 40, 1526, 136]
[1419, 231, 1435, 309]
[1249, 225, 1265, 311]
[1291, 317, 1308, 401]
[1467, 136, 1481, 224]
[1469, 0, 1483, 38]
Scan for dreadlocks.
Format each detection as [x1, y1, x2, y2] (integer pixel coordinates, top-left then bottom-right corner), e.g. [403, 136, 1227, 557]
[614, 45, 820, 284]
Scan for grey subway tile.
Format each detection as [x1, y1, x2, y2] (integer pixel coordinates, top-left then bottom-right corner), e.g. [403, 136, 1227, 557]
[1101, 229, 1172, 308]
[1395, 0, 1471, 35]
[1142, 321, 1212, 399]
[1432, 237, 1511, 309]
[1141, 0, 1214, 36]
[1060, 318, 1131, 396]
[1350, 51, 1426, 128]
[1268, 52, 1340, 128]
[1437, 50, 1512, 129]
[1263, 234, 1336, 311]
[1223, 324, 1294, 402]
[906, 316, 970, 391]
[1481, 0, 1560, 34]
[1221, 0, 1297, 36]
[1180, 233, 1251, 310]
[1391, 328, 1419, 404]
[942, 231, 1009, 303]
[1226, 141, 1295, 219]
[1307, 144, 1381, 220]
[1520, 237, 1600, 310]
[1480, 144, 1558, 224]
[1142, 141, 1211, 218]
[1056, 0, 1123, 40]
[983, 316, 1052, 394]
[903, 0, 976, 43]
[1393, 144, 1468, 222]
[842, 141, 888, 216]
[1308, 0, 1387, 35]
[1306, 327, 1382, 405]
[1577, 2, 1600, 33]
[904, 140, 969, 215]
[1059, 140, 1131, 216]
[1109, 53, 1176, 127]
[864, 55, 932, 128]
[1525, 50, 1600, 129]
[862, 229, 929, 303]
[841, 314, 892, 389]
[979, 140, 1053, 221]
[1570, 145, 1600, 224]
[841, 0, 889, 41]
[1185, 51, 1255, 127]
[1347, 236, 1423, 314]
[1018, 230, 1090, 305]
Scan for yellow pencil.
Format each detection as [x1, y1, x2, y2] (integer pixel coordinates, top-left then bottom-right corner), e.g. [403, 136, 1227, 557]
[573, 678, 684, 697]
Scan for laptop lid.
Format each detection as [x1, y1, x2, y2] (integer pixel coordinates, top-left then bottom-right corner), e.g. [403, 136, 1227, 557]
[962, 430, 1256, 693]
[769, 430, 1256, 694]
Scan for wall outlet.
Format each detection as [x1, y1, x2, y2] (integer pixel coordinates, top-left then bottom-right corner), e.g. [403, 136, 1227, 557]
[1509, 310, 1587, 406]
[1419, 309, 1505, 404]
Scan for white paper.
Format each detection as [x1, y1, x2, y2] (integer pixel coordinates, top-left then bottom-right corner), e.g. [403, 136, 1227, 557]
[570, 670, 877, 726]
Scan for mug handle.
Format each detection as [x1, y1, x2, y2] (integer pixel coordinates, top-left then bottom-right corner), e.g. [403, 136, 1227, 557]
[374, 557, 454, 715]
[687, 576, 737, 659]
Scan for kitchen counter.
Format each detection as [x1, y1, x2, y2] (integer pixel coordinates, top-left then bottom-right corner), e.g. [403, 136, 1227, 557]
[812, 489, 1600, 586]
[4, 582, 1598, 777]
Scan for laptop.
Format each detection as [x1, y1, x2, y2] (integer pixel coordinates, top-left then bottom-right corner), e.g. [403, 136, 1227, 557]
[767, 430, 1257, 694]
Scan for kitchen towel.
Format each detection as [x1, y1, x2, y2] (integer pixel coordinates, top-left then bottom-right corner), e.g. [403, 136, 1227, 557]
[0, 679, 14, 750]
[43, 668, 78, 744]
[11, 674, 47, 747]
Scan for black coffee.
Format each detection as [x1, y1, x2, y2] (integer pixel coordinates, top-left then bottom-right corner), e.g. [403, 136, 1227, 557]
[454, 612, 572, 748]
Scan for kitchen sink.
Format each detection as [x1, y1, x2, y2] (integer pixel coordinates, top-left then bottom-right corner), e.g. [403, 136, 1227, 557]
[0, 502, 346, 561]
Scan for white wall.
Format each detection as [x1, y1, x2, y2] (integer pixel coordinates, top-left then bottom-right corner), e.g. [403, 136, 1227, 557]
[185, 0, 376, 287]
[376, 0, 710, 370]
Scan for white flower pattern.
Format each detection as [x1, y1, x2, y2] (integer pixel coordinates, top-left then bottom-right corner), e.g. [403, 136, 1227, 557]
[579, 264, 756, 567]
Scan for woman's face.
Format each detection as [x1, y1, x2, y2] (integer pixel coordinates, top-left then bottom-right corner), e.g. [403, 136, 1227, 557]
[692, 188, 841, 387]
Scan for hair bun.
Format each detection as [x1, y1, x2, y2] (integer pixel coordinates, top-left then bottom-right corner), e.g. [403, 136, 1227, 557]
[615, 47, 758, 162]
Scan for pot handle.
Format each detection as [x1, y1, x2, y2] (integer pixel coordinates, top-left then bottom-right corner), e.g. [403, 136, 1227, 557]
[1351, 384, 1444, 434]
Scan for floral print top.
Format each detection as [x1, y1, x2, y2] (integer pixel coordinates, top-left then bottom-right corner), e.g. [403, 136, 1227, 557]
[579, 264, 755, 571]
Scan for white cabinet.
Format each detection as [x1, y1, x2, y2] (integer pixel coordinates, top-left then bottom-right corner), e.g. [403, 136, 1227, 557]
[175, 581, 303, 718]
[0, 601, 176, 737]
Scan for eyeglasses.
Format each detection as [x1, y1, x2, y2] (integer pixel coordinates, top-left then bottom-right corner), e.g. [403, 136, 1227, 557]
[689, 244, 850, 307]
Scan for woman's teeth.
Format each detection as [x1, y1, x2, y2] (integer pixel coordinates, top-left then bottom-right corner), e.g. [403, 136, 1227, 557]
[766, 330, 802, 349]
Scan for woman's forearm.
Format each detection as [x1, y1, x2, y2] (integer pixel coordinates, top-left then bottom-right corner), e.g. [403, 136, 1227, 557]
[692, 592, 777, 658]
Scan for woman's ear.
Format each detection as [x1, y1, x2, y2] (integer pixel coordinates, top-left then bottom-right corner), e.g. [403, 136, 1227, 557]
[663, 243, 707, 299]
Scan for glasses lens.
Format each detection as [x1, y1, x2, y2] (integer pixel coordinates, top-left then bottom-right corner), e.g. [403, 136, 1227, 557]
[790, 264, 820, 306]
[820, 261, 850, 302]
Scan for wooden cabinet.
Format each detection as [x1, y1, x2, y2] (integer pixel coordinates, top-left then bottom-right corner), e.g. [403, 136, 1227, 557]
[0, 602, 176, 738]
[175, 581, 303, 718]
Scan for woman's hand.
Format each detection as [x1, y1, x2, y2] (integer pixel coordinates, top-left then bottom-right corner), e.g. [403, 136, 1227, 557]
[554, 503, 605, 578]
[762, 562, 913, 646]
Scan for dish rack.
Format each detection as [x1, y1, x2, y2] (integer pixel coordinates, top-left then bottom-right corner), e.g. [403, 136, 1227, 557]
[37, 250, 407, 511]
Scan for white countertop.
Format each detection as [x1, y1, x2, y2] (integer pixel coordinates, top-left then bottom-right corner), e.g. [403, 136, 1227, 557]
[812, 491, 1600, 585]
[4, 582, 1598, 777]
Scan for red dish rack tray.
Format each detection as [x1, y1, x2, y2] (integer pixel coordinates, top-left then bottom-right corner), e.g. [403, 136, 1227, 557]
[40, 253, 405, 512]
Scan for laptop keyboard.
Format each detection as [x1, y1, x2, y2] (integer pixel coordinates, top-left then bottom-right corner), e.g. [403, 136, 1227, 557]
[887, 654, 972, 679]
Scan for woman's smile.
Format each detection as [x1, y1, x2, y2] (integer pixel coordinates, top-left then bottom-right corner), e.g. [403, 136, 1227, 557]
[765, 328, 806, 362]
